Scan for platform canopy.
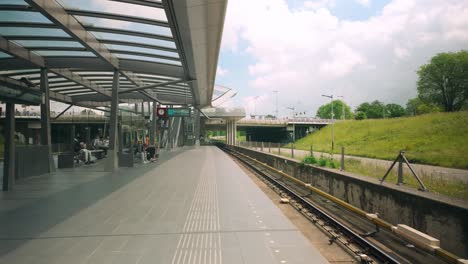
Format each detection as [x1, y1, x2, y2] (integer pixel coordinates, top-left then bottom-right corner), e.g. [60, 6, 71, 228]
[0, 0, 227, 108]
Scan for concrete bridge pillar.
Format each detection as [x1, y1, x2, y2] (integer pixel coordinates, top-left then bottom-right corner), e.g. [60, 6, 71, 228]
[225, 120, 237, 146]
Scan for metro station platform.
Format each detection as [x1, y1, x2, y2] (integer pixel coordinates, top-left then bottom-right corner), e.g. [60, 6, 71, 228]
[0, 146, 329, 264]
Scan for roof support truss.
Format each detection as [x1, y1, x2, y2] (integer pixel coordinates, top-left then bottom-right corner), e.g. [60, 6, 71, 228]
[25, 0, 120, 69]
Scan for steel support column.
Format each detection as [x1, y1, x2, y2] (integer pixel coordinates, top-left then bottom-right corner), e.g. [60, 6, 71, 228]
[105, 69, 120, 172]
[233, 120, 237, 146]
[150, 101, 157, 145]
[2, 103, 15, 191]
[194, 110, 200, 146]
[40, 67, 55, 173]
[226, 120, 229, 145]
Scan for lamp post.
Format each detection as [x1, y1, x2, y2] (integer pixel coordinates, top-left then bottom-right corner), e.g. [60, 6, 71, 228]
[273, 90, 278, 119]
[253, 96, 259, 118]
[322, 94, 335, 154]
[338, 95, 345, 120]
[287, 106, 295, 142]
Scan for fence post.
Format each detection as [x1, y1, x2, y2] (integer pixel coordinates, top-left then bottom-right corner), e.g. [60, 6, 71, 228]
[341, 146, 345, 171]
[291, 143, 294, 158]
[261, 142, 264, 151]
[278, 142, 281, 155]
[398, 150, 404, 185]
[269, 142, 271, 153]
[310, 145, 313, 157]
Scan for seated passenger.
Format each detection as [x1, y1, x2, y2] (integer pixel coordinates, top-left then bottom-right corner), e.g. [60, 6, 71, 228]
[79, 142, 94, 165]
[146, 144, 159, 162]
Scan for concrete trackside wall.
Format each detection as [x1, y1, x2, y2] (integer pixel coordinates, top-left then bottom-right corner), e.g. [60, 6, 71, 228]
[230, 145, 468, 258]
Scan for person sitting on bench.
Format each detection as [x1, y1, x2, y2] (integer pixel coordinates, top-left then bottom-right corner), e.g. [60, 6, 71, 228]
[80, 142, 94, 165]
[146, 144, 159, 162]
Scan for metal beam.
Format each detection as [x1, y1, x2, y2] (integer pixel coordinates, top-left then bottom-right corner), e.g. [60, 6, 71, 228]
[0, 75, 73, 104]
[65, 8, 169, 27]
[0, 35, 45, 67]
[85, 26, 174, 42]
[50, 68, 112, 98]
[0, 36, 111, 100]
[109, 0, 164, 8]
[54, 104, 73, 119]
[99, 39, 178, 53]
[110, 49, 180, 62]
[120, 70, 160, 102]
[0, 21, 56, 28]
[26, 0, 120, 69]
[119, 79, 192, 94]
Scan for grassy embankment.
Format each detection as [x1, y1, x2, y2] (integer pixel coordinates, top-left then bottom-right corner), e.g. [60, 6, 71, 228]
[287, 112, 468, 200]
[295, 111, 468, 169]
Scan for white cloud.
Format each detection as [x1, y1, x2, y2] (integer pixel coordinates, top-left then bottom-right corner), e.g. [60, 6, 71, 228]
[355, 0, 371, 7]
[220, 0, 468, 116]
[216, 66, 228, 77]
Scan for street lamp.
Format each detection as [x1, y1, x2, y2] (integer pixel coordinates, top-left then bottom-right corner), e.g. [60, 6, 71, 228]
[253, 96, 259, 118]
[322, 94, 335, 154]
[286, 106, 295, 142]
[337, 95, 345, 120]
[273, 90, 278, 119]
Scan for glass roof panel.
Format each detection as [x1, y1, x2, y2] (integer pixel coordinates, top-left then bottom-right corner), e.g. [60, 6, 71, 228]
[135, 73, 177, 80]
[34, 51, 96, 57]
[0, 11, 51, 23]
[0, 52, 12, 59]
[2, 0, 28, 4]
[14, 40, 84, 48]
[116, 54, 182, 66]
[107, 44, 178, 58]
[93, 32, 176, 49]
[0, 27, 69, 37]
[61, 89, 92, 94]
[50, 86, 84, 91]
[59, 0, 167, 21]
[74, 16, 172, 37]
[0, 69, 38, 75]
[67, 92, 98, 96]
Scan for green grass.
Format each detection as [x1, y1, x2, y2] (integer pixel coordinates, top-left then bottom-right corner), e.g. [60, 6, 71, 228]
[294, 112, 468, 169]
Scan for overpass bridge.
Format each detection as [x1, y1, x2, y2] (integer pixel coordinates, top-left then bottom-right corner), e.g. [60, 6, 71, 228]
[204, 117, 332, 143]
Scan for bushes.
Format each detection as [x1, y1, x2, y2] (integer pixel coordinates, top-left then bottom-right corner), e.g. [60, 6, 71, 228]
[303, 155, 339, 169]
[302, 155, 317, 164]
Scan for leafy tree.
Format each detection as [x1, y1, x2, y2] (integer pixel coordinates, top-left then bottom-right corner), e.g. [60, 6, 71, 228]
[417, 50, 468, 112]
[386, 103, 405, 118]
[355, 111, 367, 120]
[316, 100, 353, 119]
[406, 98, 440, 116]
[355, 100, 387, 119]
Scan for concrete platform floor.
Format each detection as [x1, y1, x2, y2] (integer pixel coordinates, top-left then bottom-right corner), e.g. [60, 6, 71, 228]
[0, 146, 329, 264]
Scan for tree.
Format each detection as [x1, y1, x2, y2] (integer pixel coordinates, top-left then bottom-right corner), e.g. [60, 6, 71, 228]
[406, 98, 440, 116]
[417, 50, 468, 112]
[355, 111, 367, 120]
[355, 100, 387, 119]
[316, 100, 353, 119]
[386, 103, 405, 118]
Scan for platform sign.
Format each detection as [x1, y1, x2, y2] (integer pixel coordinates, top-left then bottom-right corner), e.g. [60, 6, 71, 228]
[167, 108, 191, 117]
[156, 107, 167, 118]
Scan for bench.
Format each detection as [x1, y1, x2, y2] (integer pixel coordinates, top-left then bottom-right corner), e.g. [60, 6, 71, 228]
[89, 149, 105, 159]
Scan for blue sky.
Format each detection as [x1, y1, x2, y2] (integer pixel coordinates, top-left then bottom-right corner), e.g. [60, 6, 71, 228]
[214, 0, 468, 117]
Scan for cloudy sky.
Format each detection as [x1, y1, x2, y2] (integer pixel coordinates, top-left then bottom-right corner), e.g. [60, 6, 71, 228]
[214, 0, 468, 117]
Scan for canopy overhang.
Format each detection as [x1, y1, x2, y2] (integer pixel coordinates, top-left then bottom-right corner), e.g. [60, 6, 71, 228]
[0, 0, 227, 108]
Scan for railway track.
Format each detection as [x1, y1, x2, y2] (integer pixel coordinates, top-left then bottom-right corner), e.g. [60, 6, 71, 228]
[221, 146, 454, 264]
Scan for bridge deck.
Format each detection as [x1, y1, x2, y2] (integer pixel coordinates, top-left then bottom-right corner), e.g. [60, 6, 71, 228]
[0, 146, 328, 264]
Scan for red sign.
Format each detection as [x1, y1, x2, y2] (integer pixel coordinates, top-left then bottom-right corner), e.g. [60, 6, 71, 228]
[156, 107, 167, 118]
